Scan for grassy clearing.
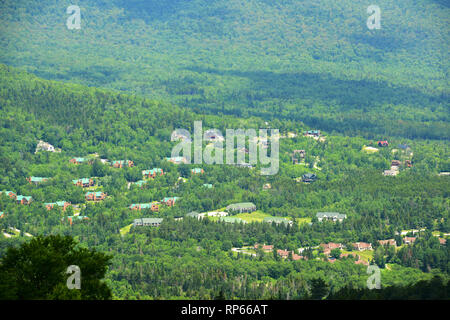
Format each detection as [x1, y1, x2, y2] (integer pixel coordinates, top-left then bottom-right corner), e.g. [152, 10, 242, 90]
[120, 224, 133, 236]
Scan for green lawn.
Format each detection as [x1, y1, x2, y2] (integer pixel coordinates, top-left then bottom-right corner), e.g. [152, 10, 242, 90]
[120, 224, 133, 236]
[341, 249, 374, 262]
[235, 210, 271, 222]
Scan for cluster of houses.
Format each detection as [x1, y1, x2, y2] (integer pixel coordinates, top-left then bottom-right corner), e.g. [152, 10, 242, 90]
[129, 197, 180, 212]
[253, 236, 442, 264]
[69, 156, 133, 168]
[383, 159, 413, 176]
[316, 212, 347, 223]
[1, 191, 33, 205]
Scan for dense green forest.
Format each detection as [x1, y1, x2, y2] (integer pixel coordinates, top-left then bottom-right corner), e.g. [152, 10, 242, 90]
[0, 0, 448, 139]
[0, 65, 448, 299]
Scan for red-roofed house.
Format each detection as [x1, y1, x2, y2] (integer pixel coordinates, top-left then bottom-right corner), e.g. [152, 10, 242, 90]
[353, 242, 373, 251]
[254, 244, 274, 252]
[378, 239, 397, 247]
[439, 238, 446, 245]
[277, 249, 289, 259]
[320, 242, 343, 255]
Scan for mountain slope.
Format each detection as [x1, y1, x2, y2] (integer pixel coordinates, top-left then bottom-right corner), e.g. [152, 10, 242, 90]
[0, 0, 448, 139]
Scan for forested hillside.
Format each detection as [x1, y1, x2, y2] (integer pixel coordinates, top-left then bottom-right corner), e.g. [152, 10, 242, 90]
[0, 0, 448, 138]
[0, 65, 448, 299]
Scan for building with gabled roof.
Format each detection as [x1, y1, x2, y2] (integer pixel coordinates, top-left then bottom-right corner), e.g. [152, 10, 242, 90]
[1, 191, 16, 199]
[44, 201, 71, 211]
[316, 212, 346, 222]
[85, 191, 106, 202]
[142, 168, 164, 179]
[166, 156, 188, 165]
[27, 176, 50, 185]
[162, 197, 180, 207]
[67, 216, 89, 226]
[129, 202, 160, 212]
[16, 195, 32, 205]
[72, 178, 94, 188]
[191, 168, 204, 174]
[69, 157, 90, 165]
[111, 160, 134, 168]
[263, 216, 293, 226]
[378, 239, 397, 247]
[226, 202, 256, 213]
[352, 242, 373, 251]
[133, 218, 163, 227]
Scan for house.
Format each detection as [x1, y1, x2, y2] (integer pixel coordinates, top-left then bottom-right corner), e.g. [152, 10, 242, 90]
[316, 212, 347, 222]
[439, 238, 446, 245]
[302, 173, 317, 183]
[203, 184, 213, 188]
[129, 202, 160, 212]
[320, 243, 344, 255]
[67, 216, 89, 226]
[292, 150, 305, 164]
[72, 178, 94, 188]
[162, 197, 180, 207]
[85, 191, 106, 202]
[352, 242, 373, 251]
[277, 249, 290, 259]
[254, 244, 274, 252]
[263, 183, 271, 190]
[304, 130, 321, 137]
[403, 237, 416, 245]
[378, 239, 397, 247]
[226, 202, 256, 213]
[165, 156, 188, 165]
[377, 141, 389, 147]
[44, 201, 71, 211]
[111, 160, 134, 168]
[191, 168, 204, 175]
[438, 172, 450, 176]
[355, 260, 369, 266]
[69, 157, 90, 165]
[142, 168, 164, 179]
[405, 160, 412, 167]
[263, 217, 293, 226]
[0, 212, 4, 218]
[1, 191, 16, 200]
[16, 195, 32, 205]
[133, 218, 163, 227]
[27, 176, 49, 185]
